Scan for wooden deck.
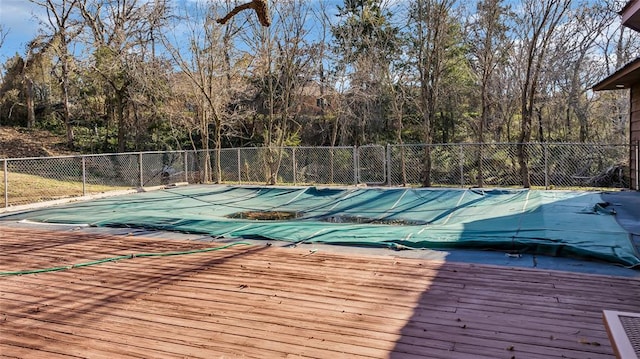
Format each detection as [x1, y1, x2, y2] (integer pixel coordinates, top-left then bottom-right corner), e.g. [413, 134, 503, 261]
[1, 226, 639, 359]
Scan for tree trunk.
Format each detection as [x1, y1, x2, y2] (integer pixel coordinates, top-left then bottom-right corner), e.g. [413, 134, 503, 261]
[477, 86, 488, 188]
[518, 103, 532, 188]
[213, 118, 222, 184]
[63, 82, 73, 146]
[421, 143, 432, 187]
[201, 108, 211, 183]
[420, 102, 433, 187]
[25, 77, 36, 128]
[420, 79, 436, 187]
[117, 95, 126, 153]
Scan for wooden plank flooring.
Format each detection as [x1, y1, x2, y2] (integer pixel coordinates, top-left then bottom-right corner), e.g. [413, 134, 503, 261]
[1, 226, 639, 358]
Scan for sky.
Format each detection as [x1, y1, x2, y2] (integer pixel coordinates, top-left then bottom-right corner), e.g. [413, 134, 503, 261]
[0, 0, 216, 62]
[0, 0, 45, 62]
[0, 0, 584, 66]
[0, 0, 351, 64]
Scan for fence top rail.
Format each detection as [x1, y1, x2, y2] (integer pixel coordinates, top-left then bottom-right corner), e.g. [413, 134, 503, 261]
[0, 142, 633, 162]
[83, 150, 188, 157]
[1, 150, 191, 162]
[219, 146, 357, 151]
[392, 142, 631, 147]
[1, 154, 84, 162]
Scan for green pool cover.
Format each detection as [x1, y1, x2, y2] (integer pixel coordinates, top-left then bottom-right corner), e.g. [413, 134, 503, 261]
[2, 185, 638, 266]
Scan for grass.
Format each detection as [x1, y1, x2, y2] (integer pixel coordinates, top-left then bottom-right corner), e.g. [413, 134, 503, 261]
[1, 171, 130, 206]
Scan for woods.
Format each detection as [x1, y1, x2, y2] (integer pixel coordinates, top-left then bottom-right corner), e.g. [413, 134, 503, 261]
[0, 0, 637, 186]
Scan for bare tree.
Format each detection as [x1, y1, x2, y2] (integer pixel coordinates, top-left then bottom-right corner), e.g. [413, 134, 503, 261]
[0, 25, 7, 87]
[514, 0, 571, 188]
[323, 3, 356, 147]
[385, 70, 412, 185]
[241, 0, 314, 184]
[21, 37, 57, 128]
[310, 0, 334, 145]
[332, 0, 400, 146]
[76, 0, 169, 152]
[468, 0, 512, 187]
[409, 0, 459, 187]
[540, 1, 617, 142]
[30, 0, 81, 146]
[0, 24, 7, 52]
[590, 0, 640, 143]
[162, 0, 242, 182]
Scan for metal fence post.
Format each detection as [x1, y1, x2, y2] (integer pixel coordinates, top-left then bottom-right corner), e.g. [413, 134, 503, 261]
[183, 151, 189, 183]
[82, 156, 87, 196]
[3, 159, 7, 208]
[353, 146, 358, 185]
[386, 144, 391, 186]
[138, 153, 144, 187]
[237, 148, 242, 183]
[544, 142, 549, 190]
[292, 147, 297, 185]
[459, 145, 464, 188]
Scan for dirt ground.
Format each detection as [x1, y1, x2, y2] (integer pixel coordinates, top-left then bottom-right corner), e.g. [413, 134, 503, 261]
[0, 127, 74, 159]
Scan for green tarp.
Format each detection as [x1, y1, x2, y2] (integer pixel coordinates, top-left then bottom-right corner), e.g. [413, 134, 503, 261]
[2, 185, 638, 266]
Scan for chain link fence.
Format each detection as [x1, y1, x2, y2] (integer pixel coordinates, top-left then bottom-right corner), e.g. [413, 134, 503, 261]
[2, 142, 636, 207]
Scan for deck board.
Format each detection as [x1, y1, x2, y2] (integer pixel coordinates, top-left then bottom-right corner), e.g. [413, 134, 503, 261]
[1, 226, 639, 358]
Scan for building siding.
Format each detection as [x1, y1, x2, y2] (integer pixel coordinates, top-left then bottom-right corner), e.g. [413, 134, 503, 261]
[631, 84, 640, 190]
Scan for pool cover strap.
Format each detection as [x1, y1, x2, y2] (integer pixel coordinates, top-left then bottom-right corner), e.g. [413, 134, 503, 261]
[0, 241, 251, 276]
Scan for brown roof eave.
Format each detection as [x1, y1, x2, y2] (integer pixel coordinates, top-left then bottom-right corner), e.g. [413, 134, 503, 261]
[620, 0, 637, 15]
[621, 0, 640, 32]
[593, 57, 640, 91]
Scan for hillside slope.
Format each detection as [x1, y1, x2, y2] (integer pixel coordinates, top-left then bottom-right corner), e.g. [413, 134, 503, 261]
[0, 127, 75, 159]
